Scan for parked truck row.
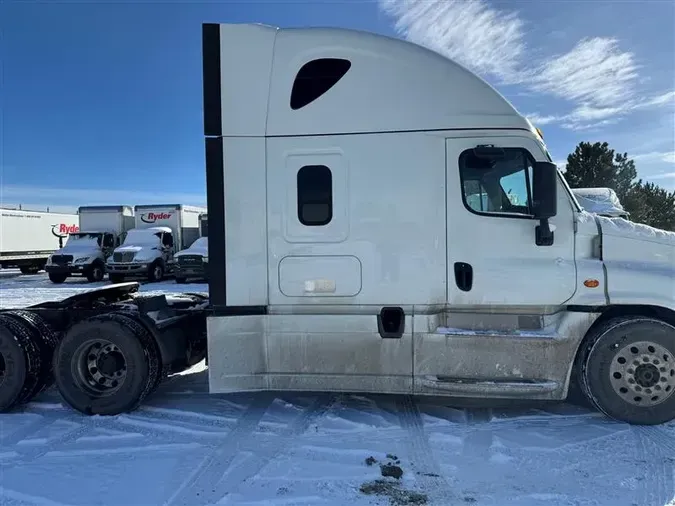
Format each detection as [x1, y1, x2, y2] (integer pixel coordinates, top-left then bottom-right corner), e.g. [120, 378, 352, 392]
[44, 204, 207, 284]
[0, 24, 673, 427]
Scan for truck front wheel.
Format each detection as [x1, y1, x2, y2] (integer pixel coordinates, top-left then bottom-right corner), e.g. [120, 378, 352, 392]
[20, 265, 40, 275]
[48, 273, 68, 284]
[148, 262, 164, 283]
[53, 313, 161, 416]
[86, 263, 105, 283]
[576, 316, 675, 425]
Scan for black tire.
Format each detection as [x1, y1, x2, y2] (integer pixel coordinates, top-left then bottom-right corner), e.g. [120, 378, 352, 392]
[175, 277, 187, 284]
[575, 316, 675, 425]
[20, 265, 40, 275]
[53, 313, 161, 416]
[86, 263, 105, 283]
[3, 311, 59, 396]
[148, 261, 164, 283]
[0, 314, 43, 411]
[49, 273, 67, 284]
[109, 274, 125, 284]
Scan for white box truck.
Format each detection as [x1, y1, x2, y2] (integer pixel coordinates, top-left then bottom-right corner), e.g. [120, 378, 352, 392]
[44, 206, 135, 283]
[0, 208, 79, 274]
[106, 204, 206, 283]
[2, 24, 675, 428]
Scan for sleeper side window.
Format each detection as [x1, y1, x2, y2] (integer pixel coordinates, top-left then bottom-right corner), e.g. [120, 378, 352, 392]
[290, 58, 352, 110]
[459, 148, 534, 217]
[297, 165, 333, 226]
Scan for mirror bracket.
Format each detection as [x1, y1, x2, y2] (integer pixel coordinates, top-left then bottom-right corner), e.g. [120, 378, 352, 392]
[535, 219, 555, 246]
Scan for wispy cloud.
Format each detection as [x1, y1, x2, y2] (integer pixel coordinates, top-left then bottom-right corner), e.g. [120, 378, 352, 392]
[0, 185, 206, 209]
[379, 0, 673, 130]
[528, 38, 639, 108]
[631, 151, 675, 164]
[647, 172, 675, 180]
[379, 0, 525, 82]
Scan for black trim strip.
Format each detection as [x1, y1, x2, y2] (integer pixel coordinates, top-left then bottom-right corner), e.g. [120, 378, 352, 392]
[566, 305, 605, 313]
[202, 23, 222, 137]
[78, 205, 132, 212]
[205, 136, 227, 307]
[0, 250, 55, 257]
[266, 127, 532, 139]
[209, 305, 268, 317]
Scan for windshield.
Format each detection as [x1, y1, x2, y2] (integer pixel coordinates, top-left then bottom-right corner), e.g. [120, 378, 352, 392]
[121, 229, 161, 245]
[65, 233, 102, 247]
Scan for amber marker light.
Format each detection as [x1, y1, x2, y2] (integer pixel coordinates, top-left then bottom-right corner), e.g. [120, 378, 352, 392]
[584, 279, 600, 288]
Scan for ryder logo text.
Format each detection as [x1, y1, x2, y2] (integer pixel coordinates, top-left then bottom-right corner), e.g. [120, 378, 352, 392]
[51, 223, 80, 238]
[140, 212, 173, 224]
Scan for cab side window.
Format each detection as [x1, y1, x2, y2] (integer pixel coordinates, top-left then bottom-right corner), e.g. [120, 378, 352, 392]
[162, 233, 174, 248]
[103, 234, 115, 248]
[459, 148, 533, 217]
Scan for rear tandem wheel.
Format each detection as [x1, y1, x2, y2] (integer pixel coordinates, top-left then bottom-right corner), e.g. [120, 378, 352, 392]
[53, 313, 162, 416]
[0, 311, 58, 411]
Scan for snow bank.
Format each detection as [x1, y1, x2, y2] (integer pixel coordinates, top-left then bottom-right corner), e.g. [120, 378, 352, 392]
[597, 215, 675, 245]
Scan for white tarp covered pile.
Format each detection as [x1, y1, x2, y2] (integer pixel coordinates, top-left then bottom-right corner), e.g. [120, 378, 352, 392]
[571, 187, 629, 218]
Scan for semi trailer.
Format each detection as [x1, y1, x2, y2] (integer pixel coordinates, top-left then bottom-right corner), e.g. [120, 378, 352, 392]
[0, 208, 79, 274]
[1, 23, 674, 425]
[106, 204, 206, 283]
[45, 205, 135, 283]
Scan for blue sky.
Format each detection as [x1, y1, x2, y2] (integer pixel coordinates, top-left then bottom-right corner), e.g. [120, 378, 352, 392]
[2, 0, 674, 213]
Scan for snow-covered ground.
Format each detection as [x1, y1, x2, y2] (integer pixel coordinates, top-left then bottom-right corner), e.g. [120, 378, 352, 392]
[1, 272, 674, 506]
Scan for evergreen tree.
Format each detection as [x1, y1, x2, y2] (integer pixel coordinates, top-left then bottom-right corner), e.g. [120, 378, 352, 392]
[563, 141, 674, 231]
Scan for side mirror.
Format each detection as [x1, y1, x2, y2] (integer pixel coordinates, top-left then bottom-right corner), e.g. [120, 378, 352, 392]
[532, 161, 558, 219]
[531, 161, 558, 246]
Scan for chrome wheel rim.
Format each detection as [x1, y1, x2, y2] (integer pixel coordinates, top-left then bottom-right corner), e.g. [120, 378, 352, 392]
[609, 341, 675, 407]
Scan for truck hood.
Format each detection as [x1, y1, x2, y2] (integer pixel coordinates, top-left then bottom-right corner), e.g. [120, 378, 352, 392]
[115, 245, 157, 254]
[597, 216, 675, 310]
[56, 244, 101, 256]
[175, 245, 208, 258]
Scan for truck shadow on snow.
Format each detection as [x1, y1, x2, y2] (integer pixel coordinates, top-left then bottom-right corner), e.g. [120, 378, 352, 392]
[11, 365, 675, 506]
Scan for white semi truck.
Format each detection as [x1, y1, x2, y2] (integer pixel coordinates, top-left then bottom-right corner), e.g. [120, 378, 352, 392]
[572, 187, 630, 219]
[105, 204, 206, 283]
[0, 208, 79, 274]
[1, 24, 674, 427]
[44, 206, 135, 283]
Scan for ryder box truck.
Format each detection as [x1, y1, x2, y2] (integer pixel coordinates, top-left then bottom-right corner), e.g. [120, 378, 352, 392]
[106, 204, 206, 283]
[1, 24, 674, 427]
[45, 206, 135, 283]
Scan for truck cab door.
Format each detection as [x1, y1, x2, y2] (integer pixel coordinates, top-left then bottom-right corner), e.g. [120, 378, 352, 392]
[446, 136, 577, 308]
